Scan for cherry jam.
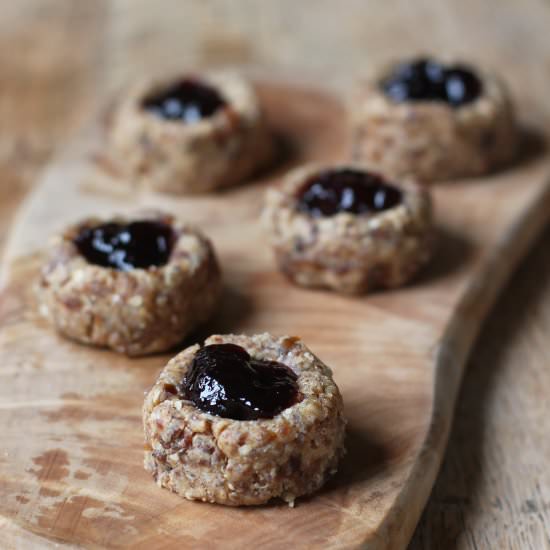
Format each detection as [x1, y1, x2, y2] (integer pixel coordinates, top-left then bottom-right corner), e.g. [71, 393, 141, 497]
[180, 344, 299, 421]
[142, 78, 226, 123]
[296, 168, 402, 218]
[381, 58, 482, 107]
[74, 220, 175, 271]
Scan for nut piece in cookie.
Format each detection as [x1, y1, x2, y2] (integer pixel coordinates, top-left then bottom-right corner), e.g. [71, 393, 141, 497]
[263, 164, 433, 294]
[143, 333, 346, 506]
[351, 57, 518, 182]
[38, 211, 221, 356]
[109, 72, 273, 194]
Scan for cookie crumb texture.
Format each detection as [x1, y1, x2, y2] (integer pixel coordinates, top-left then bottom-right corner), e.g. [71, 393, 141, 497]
[109, 72, 273, 194]
[38, 212, 221, 356]
[263, 164, 433, 294]
[143, 333, 346, 506]
[351, 62, 518, 182]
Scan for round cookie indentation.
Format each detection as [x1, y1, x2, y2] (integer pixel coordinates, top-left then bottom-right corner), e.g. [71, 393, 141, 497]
[74, 220, 175, 271]
[180, 343, 300, 420]
[381, 57, 482, 107]
[296, 167, 402, 218]
[142, 78, 226, 123]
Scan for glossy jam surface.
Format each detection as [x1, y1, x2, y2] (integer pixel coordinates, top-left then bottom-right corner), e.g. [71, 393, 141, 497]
[74, 221, 175, 271]
[296, 168, 402, 218]
[180, 344, 299, 420]
[381, 58, 482, 107]
[142, 78, 226, 123]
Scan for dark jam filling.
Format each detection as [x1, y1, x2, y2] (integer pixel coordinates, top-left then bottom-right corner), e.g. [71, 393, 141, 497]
[142, 78, 226, 123]
[381, 58, 482, 107]
[180, 344, 300, 421]
[74, 220, 175, 271]
[296, 168, 402, 218]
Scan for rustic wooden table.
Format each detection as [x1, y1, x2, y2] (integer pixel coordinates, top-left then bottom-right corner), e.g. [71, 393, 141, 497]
[1, 2, 549, 548]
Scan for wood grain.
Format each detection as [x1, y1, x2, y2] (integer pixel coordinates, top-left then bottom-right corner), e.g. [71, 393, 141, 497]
[1, 76, 550, 548]
[1, 1, 550, 548]
[410, 225, 550, 550]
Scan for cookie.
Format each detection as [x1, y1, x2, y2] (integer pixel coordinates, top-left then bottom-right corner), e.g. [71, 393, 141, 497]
[143, 333, 346, 506]
[38, 211, 221, 356]
[350, 57, 518, 182]
[109, 72, 272, 194]
[263, 163, 433, 294]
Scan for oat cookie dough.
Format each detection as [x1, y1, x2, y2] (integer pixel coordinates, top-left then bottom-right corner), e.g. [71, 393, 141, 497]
[263, 163, 433, 294]
[143, 333, 346, 506]
[350, 57, 518, 182]
[109, 72, 273, 194]
[38, 211, 221, 356]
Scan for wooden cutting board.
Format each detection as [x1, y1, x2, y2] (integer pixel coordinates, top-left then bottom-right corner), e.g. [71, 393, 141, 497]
[1, 81, 549, 550]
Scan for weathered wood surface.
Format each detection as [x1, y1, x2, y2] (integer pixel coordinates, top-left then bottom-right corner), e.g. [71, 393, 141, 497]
[1, 2, 550, 548]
